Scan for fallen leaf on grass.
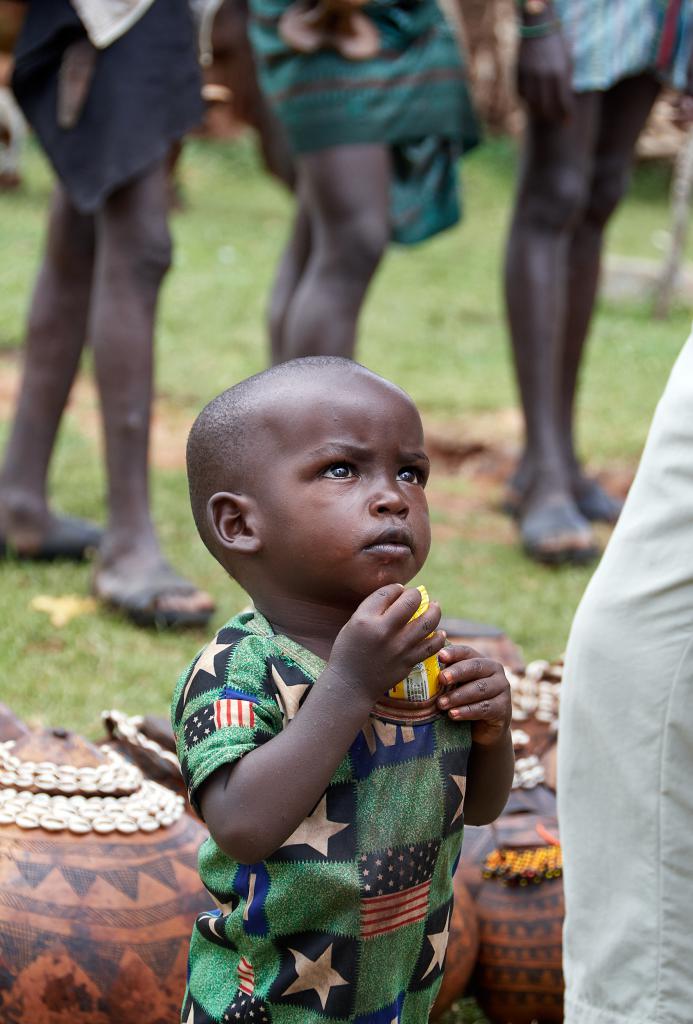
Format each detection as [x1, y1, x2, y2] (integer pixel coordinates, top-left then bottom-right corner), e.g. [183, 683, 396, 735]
[30, 595, 98, 628]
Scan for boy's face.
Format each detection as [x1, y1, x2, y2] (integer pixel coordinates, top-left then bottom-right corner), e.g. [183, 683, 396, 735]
[248, 372, 431, 611]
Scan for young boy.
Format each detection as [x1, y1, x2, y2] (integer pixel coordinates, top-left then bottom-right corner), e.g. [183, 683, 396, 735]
[172, 356, 513, 1024]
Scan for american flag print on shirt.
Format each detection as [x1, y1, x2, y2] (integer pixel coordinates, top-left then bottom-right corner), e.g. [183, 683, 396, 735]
[238, 955, 255, 996]
[183, 690, 258, 747]
[214, 697, 255, 729]
[359, 840, 440, 939]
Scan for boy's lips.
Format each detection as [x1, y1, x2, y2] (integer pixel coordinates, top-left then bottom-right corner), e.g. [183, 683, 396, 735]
[363, 527, 414, 557]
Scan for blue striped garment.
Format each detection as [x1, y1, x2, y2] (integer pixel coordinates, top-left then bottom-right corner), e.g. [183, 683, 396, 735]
[553, 0, 693, 92]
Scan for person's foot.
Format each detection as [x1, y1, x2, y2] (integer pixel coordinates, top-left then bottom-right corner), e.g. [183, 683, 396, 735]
[500, 455, 532, 518]
[572, 474, 624, 523]
[520, 490, 599, 566]
[503, 460, 623, 525]
[93, 542, 215, 629]
[0, 488, 102, 561]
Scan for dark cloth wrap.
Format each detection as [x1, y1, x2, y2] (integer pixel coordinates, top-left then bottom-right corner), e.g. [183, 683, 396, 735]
[249, 0, 480, 244]
[12, 0, 204, 213]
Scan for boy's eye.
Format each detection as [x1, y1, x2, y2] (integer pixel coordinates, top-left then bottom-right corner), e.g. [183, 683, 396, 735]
[397, 466, 425, 485]
[323, 462, 355, 479]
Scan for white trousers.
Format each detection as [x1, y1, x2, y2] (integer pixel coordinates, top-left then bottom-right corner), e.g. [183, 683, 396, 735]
[558, 331, 693, 1024]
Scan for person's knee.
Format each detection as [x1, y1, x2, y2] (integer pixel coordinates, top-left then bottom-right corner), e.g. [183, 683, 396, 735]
[128, 220, 173, 285]
[327, 212, 389, 280]
[102, 204, 172, 287]
[585, 162, 631, 229]
[519, 166, 589, 233]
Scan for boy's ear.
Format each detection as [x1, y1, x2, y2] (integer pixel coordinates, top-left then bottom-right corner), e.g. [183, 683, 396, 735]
[207, 492, 262, 554]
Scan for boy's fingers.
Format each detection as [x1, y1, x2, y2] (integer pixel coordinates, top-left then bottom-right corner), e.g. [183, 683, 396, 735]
[437, 675, 507, 709]
[445, 694, 507, 720]
[438, 644, 482, 664]
[359, 584, 406, 617]
[400, 600, 441, 641]
[438, 656, 498, 688]
[407, 629, 446, 667]
[381, 586, 427, 628]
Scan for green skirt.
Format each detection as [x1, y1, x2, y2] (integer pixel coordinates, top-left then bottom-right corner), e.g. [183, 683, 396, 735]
[248, 0, 480, 244]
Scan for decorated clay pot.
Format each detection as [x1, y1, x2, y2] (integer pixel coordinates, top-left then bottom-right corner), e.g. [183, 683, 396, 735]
[473, 867, 564, 1024]
[429, 877, 479, 1020]
[0, 701, 30, 742]
[101, 709, 187, 799]
[439, 618, 526, 675]
[459, 789, 564, 1024]
[0, 716, 209, 1023]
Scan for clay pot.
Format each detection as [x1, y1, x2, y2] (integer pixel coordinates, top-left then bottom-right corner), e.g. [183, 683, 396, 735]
[0, 701, 30, 742]
[473, 871, 564, 1024]
[101, 710, 186, 799]
[429, 877, 480, 1020]
[0, 718, 209, 1024]
[439, 618, 525, 674]
[459, 789, 564, 1024]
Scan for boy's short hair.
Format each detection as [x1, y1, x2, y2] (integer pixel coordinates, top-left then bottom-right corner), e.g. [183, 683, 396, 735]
[186, 356, 391, 556]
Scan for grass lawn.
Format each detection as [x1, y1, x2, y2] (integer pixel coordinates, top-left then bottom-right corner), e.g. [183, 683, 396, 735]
[0, 134, 691, 1022]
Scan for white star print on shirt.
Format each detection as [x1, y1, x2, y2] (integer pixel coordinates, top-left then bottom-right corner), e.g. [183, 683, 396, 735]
[421, 910, 451, 980]
[282, 943, 349, 1009]
[280, 795, 349, 856]
[449, 774, 466, 827]
[272, 664, 310, 724]
[184, 638, 233, 703]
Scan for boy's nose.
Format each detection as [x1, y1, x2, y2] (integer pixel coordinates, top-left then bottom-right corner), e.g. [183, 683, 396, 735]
[369, 486, 409, 517]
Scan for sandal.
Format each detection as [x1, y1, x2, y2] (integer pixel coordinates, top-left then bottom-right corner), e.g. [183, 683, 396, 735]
[503, 477, 623, 525]
[94, 561, 215, 630]
[0, 515, 102, 562]
[573, 478, 624, 524]
[520, 499, 599, 566]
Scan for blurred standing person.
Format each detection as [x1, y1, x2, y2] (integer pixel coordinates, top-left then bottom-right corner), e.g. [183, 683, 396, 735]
[558, 326, 693, 1024]
[505, 0, 693, 563]
[1, 0, 215, 627]
[248, 0, 480, 364]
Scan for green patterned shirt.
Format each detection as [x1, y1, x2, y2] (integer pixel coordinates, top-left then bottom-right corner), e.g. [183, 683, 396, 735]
[171, 609, 471, 1024]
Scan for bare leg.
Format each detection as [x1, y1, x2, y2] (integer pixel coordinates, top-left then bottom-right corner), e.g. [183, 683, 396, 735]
[268, 199, 311, 365]
[561, 73, 661, 519]
[505, 94, 600, 561]
[90, 160, 213, 625]
[0, 184, 98, 552]
[279, 144, 390, 360]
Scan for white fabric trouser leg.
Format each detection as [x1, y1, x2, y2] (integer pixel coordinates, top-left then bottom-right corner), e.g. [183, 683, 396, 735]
[558, 330, 693, 1024]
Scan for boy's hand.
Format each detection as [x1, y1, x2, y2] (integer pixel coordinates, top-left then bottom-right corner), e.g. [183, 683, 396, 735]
[328, 584, 445, 704]
[436, 645, 512, 746]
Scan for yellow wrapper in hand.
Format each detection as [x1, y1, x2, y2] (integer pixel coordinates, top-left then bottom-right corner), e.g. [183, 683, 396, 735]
[388, 585, 440, 701]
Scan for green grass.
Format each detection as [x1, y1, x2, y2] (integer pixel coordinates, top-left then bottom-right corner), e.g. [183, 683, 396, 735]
[1, 134, 690, 1024]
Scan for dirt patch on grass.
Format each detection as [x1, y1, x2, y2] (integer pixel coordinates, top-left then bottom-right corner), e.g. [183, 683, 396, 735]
[0, 352, 194, 470]
[422, 410, 635, 545]
[0, 353, 636, 541]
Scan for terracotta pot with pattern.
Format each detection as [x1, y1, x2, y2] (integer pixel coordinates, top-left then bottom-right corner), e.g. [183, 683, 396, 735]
[433, 656, 565, 1022]
[472, 854, 564, 1023]
[0, 715, 208, 1024]
[439, 618, 526, 675]
[459, 790, 564, 1024]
